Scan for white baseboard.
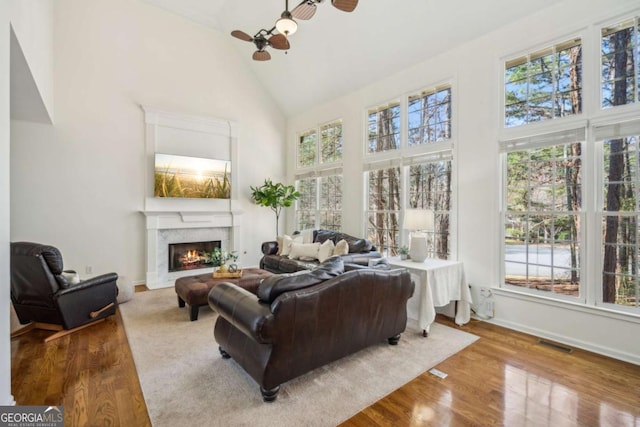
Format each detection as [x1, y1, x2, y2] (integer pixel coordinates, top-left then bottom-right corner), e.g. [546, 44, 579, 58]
[488, 317, 640, 366]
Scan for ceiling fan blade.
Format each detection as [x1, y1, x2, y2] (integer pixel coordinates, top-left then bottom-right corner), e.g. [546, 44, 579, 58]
[231, 30, 253, 42]
[269, 34, 290, 50]
[292, 1, 317, 20]
[253, 50, 271, 61]
[331, 0, 358, 12]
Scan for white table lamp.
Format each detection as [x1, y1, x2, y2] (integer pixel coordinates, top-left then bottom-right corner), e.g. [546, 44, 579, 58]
[404, 209, 434, 262]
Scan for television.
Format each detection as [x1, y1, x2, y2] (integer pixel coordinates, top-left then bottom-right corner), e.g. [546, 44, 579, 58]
[154, 153, 230, 199]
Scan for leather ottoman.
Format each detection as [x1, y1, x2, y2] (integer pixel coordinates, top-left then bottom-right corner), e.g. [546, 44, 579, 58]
[174, 268, 272, 321]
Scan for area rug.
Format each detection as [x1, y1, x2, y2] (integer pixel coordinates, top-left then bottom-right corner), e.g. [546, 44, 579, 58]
[120, 287, 478, 427]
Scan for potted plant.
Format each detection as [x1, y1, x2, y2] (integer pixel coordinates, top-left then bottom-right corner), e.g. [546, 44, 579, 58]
[250, 179, 300, 236]
[399, 245, 410, 260]
[210, 248, 238, 273]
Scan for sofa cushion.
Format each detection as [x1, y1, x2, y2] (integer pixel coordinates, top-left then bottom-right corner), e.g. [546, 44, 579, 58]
[257, 256, 345, 304]
[289, 242, 321, 261]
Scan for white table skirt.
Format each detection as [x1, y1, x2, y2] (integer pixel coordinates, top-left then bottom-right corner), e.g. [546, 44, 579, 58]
[389, 257, 472, 335]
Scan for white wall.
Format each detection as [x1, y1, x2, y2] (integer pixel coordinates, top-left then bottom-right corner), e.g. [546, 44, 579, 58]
[1, 0, 15, 407]
[10, 0, 286, 284]
[287, 0, 640, 364]
[9, 0, 53, 122]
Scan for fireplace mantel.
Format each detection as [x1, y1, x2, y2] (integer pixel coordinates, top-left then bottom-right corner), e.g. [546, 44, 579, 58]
[140, 107, 241, 289]
[142, 209, 242, 230]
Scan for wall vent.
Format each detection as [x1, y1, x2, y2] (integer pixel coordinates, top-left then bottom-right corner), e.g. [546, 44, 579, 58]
[537, 339, 573, 354]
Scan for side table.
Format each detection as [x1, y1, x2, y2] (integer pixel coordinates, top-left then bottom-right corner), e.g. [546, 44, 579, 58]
[388, 257, 471, 336]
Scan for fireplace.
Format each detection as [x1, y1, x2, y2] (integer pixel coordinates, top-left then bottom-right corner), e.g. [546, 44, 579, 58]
[168, 240, 221, 273]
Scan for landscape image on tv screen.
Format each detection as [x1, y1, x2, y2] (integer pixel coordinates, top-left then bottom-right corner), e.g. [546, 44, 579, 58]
[154, 153, 230, 199]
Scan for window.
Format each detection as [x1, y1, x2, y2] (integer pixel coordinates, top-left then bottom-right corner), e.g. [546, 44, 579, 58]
[367, 102, 400, 154]
[319, 175, 342, 231]
[595, 118, 640, 311]
[602, 136, 639, 308]
[505, 38, 582, 127]
[366, 165, 401, 255]
[601, 17, 640, 108]
[296, 177, 317, 230]
[297, 129, 317, 168]
[502, 129, 584, 298]
[364, 85, 454, 258]
[408, 158, 453, 259]
[320, 121, 343, 163]
[408, 86, 451, 145]
[295, 120, 343, 231]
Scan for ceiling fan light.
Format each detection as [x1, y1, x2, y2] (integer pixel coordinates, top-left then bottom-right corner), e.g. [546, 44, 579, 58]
[276, 14, 298, 36]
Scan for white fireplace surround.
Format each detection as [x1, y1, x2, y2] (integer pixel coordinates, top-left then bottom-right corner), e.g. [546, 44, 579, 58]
[141, 107, 241, 289]
[144, 211, 241, 289]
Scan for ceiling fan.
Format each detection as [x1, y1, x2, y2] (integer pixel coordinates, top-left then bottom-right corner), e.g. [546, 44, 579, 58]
[291, 0, 359, 20]
[230, 28, 290, 61]
[230, 0, 359, 61]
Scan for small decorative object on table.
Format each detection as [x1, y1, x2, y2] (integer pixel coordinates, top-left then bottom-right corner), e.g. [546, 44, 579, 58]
[211, 248, 241, 278]
[399, 245, 410, 260]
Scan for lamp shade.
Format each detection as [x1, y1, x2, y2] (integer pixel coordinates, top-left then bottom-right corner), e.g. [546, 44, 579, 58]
[403, 209, 434, 231]
[276, 14, 298, 36]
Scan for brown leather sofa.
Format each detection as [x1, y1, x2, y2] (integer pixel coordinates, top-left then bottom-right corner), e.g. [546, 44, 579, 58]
[208, 256, 414, 402]
[260, 229, 383, 274]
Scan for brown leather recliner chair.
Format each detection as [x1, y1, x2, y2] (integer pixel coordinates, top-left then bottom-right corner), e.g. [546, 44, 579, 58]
[208, 256, 414, 402]
[10, 242, 119, 342]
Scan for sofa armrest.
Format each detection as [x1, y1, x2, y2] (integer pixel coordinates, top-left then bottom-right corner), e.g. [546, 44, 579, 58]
[208, 282, 273, 343]
[55, 273, 118, 328]
[340, 251, 382, 265]
[57, 272, 119, 295]
[261, 241, 278, 255]
[344, 259, 389, 271]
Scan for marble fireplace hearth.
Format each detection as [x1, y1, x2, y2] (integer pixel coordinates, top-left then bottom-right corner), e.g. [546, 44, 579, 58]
[143, 210, 241, 289]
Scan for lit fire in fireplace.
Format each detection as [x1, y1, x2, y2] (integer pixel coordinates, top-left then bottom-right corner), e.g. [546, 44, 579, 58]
[182, 249, 202, 265]
[168, 240, 220, 273]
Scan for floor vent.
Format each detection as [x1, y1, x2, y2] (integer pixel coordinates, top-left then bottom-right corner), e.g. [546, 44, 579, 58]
[537, 339, 573, 353]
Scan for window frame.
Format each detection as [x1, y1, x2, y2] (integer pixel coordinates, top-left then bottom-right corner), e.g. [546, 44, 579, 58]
[363, 81, 456, 259]
[294, 119, 344, 231]
[500, 129, 586, 303]
[501, 33, 585, 131]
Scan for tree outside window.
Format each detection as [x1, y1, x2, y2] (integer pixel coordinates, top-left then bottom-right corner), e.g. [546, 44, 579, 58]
[296, 177, 317, 230]
[601, 18, 638, 108]
[408, 86, 451, 145]
[504, 144, 582, 296]
[298, 130, 317, 168]
[368, 103, 400, 154]
[319, 175, 342, 231]
[505, 39, 582, 127]
[601, 17, 640, 309]
[320, 121, 343, 164]
[295, 120, 343, 231]
[366, 166, 401, 255]
[409, 160, 452, 259]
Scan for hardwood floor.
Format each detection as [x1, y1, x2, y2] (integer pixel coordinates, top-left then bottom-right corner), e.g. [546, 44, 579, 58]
[11, 308, 640, 426]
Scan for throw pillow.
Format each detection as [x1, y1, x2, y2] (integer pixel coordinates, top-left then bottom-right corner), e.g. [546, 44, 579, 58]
[276, 236, 283, 255]
[333, 239, 349, 256]
[289, 242, 321, 260]
[280, 234, 303, 256]
[317, 239, 335, 263]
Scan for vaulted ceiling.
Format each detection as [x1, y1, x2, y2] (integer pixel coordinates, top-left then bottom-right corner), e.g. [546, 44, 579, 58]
[142, 0, 564, 116]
